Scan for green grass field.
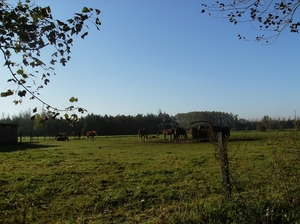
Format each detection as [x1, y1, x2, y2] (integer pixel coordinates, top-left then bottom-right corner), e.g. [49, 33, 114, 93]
[1, 131, 300, 223]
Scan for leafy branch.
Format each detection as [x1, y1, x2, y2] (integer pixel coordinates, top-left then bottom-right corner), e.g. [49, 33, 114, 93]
[0, 0, 101, 124]
[201, 0, 300, 44]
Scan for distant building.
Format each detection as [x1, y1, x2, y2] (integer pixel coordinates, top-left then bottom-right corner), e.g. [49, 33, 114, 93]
[0, 123, 18, 144]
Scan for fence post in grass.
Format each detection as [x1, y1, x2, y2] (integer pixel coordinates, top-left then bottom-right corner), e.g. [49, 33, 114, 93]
[218, 132, 231, 200]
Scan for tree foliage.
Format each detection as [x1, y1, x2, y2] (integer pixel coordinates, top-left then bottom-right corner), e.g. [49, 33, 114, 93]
[157, 109, 178, 129]
[0, 0, 101, 124]
[175, 111, 234, 128]
[202, 0, 300, 44]
[1, 110, 298, 137]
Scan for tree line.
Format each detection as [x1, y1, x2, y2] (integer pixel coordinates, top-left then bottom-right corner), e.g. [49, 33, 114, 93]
[0, 110, 298, 137]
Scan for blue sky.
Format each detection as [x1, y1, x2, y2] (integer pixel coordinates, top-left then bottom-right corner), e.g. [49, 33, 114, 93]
[1, 0, 300, 120]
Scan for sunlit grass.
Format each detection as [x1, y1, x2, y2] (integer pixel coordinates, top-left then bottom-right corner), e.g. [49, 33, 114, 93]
[1, 132, 300, 223]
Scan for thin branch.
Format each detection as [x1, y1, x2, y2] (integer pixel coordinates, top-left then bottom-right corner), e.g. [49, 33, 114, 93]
[1, 47, 80, 113]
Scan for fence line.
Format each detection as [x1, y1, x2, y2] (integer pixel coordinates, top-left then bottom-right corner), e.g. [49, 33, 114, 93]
[19, 132, 54, 143]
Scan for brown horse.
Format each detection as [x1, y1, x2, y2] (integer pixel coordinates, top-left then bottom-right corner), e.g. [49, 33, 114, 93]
[71, 131, 81, 140]
[161, 128, 174, 141]
[174, 127, 187, 142]
[86, 130, 97, 141]
[138, 129, 148, 142]
[55, 132, 69, 141]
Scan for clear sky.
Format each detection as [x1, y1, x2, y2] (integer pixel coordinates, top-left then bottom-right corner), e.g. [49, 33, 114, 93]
[1, 0, 300, 120]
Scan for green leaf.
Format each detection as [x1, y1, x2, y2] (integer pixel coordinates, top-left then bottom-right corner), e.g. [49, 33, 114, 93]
[81, 32, 88, 39]
[95, 9, 101, 15]
[44, 79, 50, 85]
[1, 90, 14, 97]
[50, 59, 57, 65]
[41, 74, 46, 80]
[67, 38, 73, 44]
[69, 97, 78, 103]
[82, 7, 91, 13]
[57, 20, 64, 26]
[45, 6, 51, 14]
[96, 17, 101, 25]
[17, 69, 24, 75]
[18, 90, 27, 97]
[78, 107, 86, 113]
[60, 58, 67, 66]
[71, 27, 75, 36]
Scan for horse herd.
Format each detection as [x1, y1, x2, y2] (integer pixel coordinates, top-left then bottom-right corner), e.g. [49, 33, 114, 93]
[138, 128, 189, 143]
[138, 125, 230, 143]
[54, 130, 97, 141]
[55, 125, 230, 143]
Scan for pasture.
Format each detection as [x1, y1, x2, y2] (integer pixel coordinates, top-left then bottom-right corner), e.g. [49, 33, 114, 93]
[1, 131, 300, 223]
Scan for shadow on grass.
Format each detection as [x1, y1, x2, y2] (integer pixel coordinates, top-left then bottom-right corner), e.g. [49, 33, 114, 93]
[147, 137, 263, 144]
[0, 142, 56, 153]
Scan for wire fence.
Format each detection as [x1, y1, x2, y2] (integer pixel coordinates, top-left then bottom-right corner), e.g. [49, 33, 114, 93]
[19, 132, 55, 143]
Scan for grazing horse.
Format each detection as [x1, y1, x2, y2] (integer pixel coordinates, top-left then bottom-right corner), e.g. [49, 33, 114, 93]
[71, 131, 81, 140]
[55, 132, 69, 141]
[212, 126, 230, 141]
[138, 129, 148, 142]
[86, 130, 97, 141]
[190, 127, 199, 142]
[190, 125, 230, 142]
[174, 127, 187, 142]
[190, 119, 231, 143]
[159, 128, 174, 141]
[198, 125, 209, 140]
[190, 126, 210, 142]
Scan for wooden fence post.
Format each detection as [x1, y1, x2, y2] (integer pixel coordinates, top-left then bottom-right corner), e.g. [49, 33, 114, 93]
[218, 132, 231, 200]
